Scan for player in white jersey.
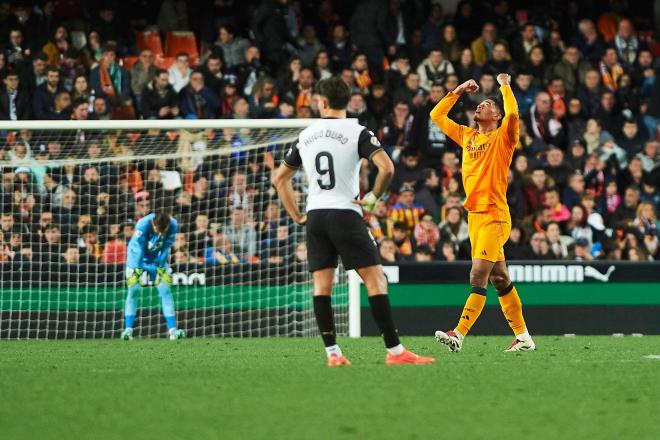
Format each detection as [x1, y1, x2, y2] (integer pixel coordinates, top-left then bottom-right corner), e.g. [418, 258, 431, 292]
[272, 77, 434, 366]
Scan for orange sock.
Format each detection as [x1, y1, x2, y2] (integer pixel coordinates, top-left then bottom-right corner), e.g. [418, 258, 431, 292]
[498, 284, 527, 336]
[455, 287, 487, 336]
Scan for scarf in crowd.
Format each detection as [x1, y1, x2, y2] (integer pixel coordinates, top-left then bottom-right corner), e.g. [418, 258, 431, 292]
[100, 63, 122, 96]
[614, 35, 639, 65]
[599, 60, 623, 91]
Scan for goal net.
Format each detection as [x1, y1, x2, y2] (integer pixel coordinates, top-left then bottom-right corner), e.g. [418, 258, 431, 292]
[0, 119, 350, 339]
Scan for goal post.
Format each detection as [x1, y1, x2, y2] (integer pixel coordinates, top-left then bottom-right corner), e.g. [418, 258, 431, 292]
[0, 118, 355, 339]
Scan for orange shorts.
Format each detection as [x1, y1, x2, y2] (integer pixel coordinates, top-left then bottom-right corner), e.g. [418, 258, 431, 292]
[467, 207, 511, 262]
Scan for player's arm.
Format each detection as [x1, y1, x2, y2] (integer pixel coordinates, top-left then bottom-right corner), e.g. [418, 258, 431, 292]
[126, 223, 148, 269]
[354, 129, 394, 212]
[497, 73, 519, 146]
[272, 143, 306, 225]
[429, 79, 478, 146]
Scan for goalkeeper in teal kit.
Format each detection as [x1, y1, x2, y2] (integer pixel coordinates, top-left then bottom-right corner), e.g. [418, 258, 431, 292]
[121, 211, 185, 340]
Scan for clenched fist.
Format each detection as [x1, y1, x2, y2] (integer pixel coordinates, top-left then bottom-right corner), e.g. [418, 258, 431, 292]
[454, 79, 479, 95]
[496, 73, 511, 86]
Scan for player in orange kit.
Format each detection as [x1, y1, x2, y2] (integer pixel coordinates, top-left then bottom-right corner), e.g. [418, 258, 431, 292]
[430, 73, 536, 352]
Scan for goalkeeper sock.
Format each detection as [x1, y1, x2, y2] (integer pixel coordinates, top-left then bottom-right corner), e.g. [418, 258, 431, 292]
[455, 287, 487, 336]
[368, 294, 401, 349]
[124, 284, 141, 329]
[158, 283, 176, 330]
[498, 283, 527, 336]
[313, 295, 337, 347]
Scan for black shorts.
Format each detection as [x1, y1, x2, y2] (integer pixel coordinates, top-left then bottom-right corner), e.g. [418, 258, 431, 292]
[306, 209, 381, 272]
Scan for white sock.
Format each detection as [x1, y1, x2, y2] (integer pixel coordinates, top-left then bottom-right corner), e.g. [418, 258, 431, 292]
[325, 344, 342, 358]
[517, 330, 531, 340]
[124, 327, 133, 334]
[453, 329, 465, 340]
[168, 327, 177, 336]
[386, 344, 404, 356]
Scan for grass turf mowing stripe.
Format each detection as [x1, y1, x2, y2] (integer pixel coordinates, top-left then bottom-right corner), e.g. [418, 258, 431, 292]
[1, 336, 659, 440]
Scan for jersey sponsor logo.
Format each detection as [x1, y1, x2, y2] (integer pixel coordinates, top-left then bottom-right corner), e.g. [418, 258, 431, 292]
[508, 264, 616, 283]
[466, 140, 490, 160]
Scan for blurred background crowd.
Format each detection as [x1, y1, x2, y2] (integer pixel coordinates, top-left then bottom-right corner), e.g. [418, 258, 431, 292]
[0, 0, 659, 270]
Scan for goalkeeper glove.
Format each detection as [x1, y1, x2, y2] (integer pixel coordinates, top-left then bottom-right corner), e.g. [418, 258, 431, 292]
[156, 267, 173, 286]
[360, 192, 379, 213]
[126, 268, 143, 288]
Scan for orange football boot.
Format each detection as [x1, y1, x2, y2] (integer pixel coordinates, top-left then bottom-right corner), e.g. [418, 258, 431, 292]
[386, 349, 435, 365]
[327, 354, 352, 366]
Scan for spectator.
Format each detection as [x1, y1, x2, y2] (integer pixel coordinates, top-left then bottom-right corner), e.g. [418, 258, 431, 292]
[524, 46, 551, 89]
[70, 97, 89, 121]
[378, 237, 399, 263]
[366, 200, 393, 241]
[523, 91, 565, 149]
[282, 66, 314, 111]
[50, 90, 71, 120]
[327, 24, 354, 73]
[393, 72, 424, 108]
[421, 4, 444, 52]
[383, 50, 410, 97]
[100, 231, 127, 264]
[552, 46, 592, 96]
[213, 24, 250, 69]
[382, 101, 414, 161]
[469, 72, 498, 105]
[391, 222, 413, 260]
[414, 168, 441, 221]
[297, 24, 323, 68]
[141, 69, 179, 119]
[0, 71, 31, 120]
[189, 213, 211, 260]
[178, 70, 220, 119]
[204, 230, 246, 265]
[572, 19, 605, 65]
[223, 206, 256, 258]
[411, 83, 450, 166]
[35, 223, 62, 263]
[416, 48, 454, 92]
[636, 141, 659, 173]
[617, 119, 646, 157]
[391, 149, 422, 191]
[545, 188, 570, 223]
[346, 92, 377, 133]
[504, 225, 531, 259]
[413, 212, 440, 253]
[573, 237, 593, 261]
[248, 76, 277, 118]
[545, 147, 570, 191]
[528, 231, 556, 260]
[32, 65, 63, 119]
[454, 48, 480, 84]
[438, 24, 462, 64]
[524, 167, 550, 215]
[631, 202, 659, 258]
[482, 42, 513, 76]
[546, 222, 571, 259]
[438, 206, 469, 255]
[513, 70, 537, 116]
[510, 23, 540, 62]
[613, 18, 640, 68]
[71, 73, 91, 102]
[599, 47, 624, 92]
[199, 53, 224, 98]
[313, 50, 332, 80]
[390, 184, 424, 233]
[612, 186, 641, 227]
[21, 51, 48, 93]
[89, 44, 130, 109]
[130, 49, 157, 103]
[90, 96, 110, 120]
[5, 28, 29, 68]
[168, 52, 192, 93]
[252, 0, 298, 72]
[470, 22, 506, 66]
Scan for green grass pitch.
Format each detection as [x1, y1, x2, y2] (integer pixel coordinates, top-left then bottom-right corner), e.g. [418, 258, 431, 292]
[2, 336, 660, 440]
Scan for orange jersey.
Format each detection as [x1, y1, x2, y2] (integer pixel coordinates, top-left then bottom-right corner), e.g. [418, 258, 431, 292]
[430, 85, 519, 213]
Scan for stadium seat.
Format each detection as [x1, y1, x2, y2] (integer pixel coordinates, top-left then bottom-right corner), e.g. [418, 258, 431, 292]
[165, 31, 199, 63]
[137, 31, 164, 56]
[122, 56, 139, 71]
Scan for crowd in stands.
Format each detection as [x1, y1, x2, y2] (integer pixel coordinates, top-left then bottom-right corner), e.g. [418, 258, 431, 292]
[0, 0, 659, 270]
